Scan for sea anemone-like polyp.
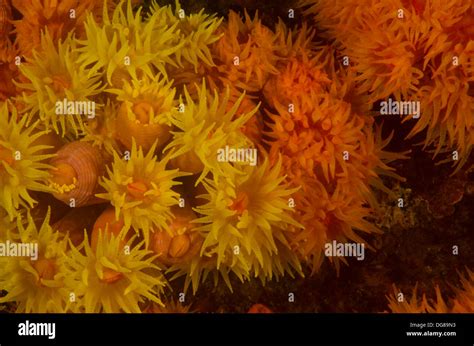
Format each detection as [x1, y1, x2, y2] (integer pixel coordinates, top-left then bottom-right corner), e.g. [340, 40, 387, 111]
[387, 269, 474, 313]
[299, 0, 474, 170]
[165, 81, 258, 182]
[0, 102, 54, 221]
[62, 229, 167, 313]
[77, 0, 181, 87]
[212, 10, 281, 93]
[12, 0, 106, 56]
[149, 0, 223, 72]
[193, 157, 303, 289]
[107, 74, 177, 152]
[96, 139, 186, 247]
[0, 210, 70, 312]
[17, 31, 104, 137]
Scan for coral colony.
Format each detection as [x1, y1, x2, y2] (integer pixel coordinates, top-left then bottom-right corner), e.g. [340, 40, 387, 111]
[0, 0, 472, 314]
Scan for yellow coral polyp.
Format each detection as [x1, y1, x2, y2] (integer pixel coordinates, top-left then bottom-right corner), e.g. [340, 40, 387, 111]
[78, 0, 180, 86]
[194, 157, 303, 289]
[17, 31, 104, 137]
[107, 74, 176, 151]
[0, 103, 54, 220]
[62, 229, 167, 313]
[97, 140, 186, 246]
[0, 211, 70, 312]
[150, 1, 223, 71]
[165, 81, 258, 184]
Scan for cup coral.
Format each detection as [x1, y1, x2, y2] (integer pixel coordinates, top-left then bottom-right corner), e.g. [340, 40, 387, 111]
[149, 0, 223, 72]
[46, 141, 107, 207]
[212, 10, 281, 92]
[11, 0, 106, 56]
[299, 0, 474, 170]
[17, 31, 104, 137]
[62, 229, 167, 313]
[0, 210, 70, 312]
[1, 0, 472, 315]
[107, 74, 176, 151]
[192, 157, 303, 290]
[263, 51, 331, 113]
[264, 25, 407, 273]
[149, 205, 202, 267]
[96, 140, 186, 246]
[0, 102, 54, 221]
[165, 81, 258, 182]
[387, 269, 474, 313]
[77, 0, 180, 87]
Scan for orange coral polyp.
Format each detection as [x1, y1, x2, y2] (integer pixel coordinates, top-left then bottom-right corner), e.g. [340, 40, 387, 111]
[12, 0, 105, 56]
[264, 54, 331, 110]
[268, 93, 365, 184]
[213, 10, 280, 92]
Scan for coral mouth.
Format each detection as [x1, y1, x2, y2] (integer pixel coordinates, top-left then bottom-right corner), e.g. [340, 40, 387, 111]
[127, 180, 150, 200]
[100, 268, 123, 284]
[33, 258, 57, 285]
[48, 162, 78, 193]
[230, 191, 249, 215]
[132, 102, 154, 124]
